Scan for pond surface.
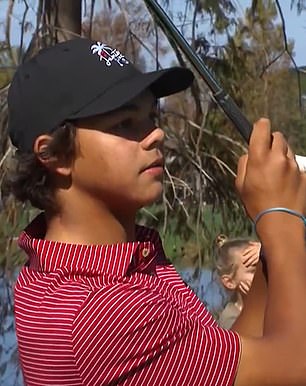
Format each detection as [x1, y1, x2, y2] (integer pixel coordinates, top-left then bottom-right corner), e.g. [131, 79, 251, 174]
[1, 274, 23, 386]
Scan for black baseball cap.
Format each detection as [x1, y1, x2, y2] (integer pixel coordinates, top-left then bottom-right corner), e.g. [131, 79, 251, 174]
[8, 38, 194, 152]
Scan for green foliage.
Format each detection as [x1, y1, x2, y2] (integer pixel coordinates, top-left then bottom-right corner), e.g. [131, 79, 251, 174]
[138, 200, 254, 269]
[194, 0, 236, 32]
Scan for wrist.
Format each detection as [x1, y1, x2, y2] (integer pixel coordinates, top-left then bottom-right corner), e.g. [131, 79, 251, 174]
[254, 207, 306, 228]
[256, 212, 305, 246]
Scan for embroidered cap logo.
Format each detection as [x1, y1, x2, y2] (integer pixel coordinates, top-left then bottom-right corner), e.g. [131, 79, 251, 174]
[91, 42, 129, 67]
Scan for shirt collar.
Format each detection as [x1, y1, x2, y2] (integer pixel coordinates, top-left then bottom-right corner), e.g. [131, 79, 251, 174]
[18, 213, 168, 276]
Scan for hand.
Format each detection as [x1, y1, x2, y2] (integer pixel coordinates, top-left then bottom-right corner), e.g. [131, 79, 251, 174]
[242, 242, 261, 268]
[235, 118, 306, 221]
[239, 280, 252, 295]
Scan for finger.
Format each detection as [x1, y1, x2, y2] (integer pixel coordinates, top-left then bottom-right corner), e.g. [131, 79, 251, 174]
[243, 248, 260, 266]
[242, 252, 256, 263]
[243, 256, 257, 268]
[248, 118, 272, 159]
[239, 281, 248, 290]
[235, 154, 248, 192]
[244, 259, 258, 269]
[239, 281, 250, 295]
[271, 131, 288, 155]
[242, 247, 255, 256]
[243, 242, 261, 252]
[287, 144, 295, 160]
[242, 245, 258, 256]
[242, 251, 256, 262]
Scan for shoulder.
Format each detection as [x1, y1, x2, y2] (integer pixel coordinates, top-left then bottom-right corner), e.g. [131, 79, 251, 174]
[72, 276, 241, 385]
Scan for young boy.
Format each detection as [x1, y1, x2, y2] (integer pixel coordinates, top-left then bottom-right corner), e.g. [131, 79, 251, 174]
[8, 38, 306, 385]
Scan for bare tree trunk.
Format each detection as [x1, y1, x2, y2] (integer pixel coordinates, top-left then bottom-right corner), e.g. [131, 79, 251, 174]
[43, 0, 82, 43]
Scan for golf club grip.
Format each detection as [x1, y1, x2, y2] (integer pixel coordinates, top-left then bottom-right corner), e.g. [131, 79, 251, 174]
[214, 92, 306, 171]
[213, 91, 252, 143]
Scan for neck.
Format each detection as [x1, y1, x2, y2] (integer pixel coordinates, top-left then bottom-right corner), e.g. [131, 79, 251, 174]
[44, 193, 137, 245]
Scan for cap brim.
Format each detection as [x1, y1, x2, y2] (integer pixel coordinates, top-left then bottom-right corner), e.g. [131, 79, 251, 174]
[69, 67, 194, 119]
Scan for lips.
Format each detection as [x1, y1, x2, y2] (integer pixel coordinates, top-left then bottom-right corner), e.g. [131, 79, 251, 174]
[141, 158, 164, 173]
[147, 158, 164, 169]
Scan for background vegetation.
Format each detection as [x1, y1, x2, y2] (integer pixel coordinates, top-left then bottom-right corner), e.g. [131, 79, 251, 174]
[0, 0, 306, 384]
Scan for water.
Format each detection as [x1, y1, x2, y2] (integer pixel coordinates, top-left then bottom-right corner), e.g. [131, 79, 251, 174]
[0, 268, 228, 386]
[180, 268, 229, 315]
[0, 274, 23, 386]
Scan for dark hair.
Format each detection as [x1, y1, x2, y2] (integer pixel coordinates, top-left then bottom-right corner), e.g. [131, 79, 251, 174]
[6, 122, 76, 213]
[214, 234, 252, 277]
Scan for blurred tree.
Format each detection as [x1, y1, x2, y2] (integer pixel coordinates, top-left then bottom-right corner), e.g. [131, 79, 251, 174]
[290, 0, 306, 13]
[1, 1, 306, 383]
[43, 0, 82, 42]
[214, 0, 306, 152]
[142, 0, 306, 267]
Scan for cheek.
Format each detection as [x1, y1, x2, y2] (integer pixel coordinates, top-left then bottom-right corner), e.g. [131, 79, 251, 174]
[238, 269, 255, 285]
[73, 135, 136, 191]
[71, 130, 162, 207]
[245, 270, 256, 284]
[72, 133, 109, 186]
[234, 266, 247, 284]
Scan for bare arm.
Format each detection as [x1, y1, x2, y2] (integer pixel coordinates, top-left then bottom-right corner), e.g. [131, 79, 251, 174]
[233, 119, 306, 385]
[231, 260, 266, 337]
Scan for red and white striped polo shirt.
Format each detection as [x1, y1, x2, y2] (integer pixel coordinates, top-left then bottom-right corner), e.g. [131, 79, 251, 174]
[14, 214, 240, 386]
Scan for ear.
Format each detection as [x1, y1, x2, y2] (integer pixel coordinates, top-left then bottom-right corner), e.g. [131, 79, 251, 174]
[33, 134, 72, 177]
[220, 274, 237, 291]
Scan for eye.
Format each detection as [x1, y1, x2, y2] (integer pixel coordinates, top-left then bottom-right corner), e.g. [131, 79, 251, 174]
[121, 118, 133, 128]
[110, 118, 133, 133]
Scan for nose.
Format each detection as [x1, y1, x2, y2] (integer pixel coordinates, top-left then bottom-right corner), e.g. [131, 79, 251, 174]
[141, 127, 165, 150]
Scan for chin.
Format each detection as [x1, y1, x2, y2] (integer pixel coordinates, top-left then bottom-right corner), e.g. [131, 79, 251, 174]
[139, 188, 163, 208]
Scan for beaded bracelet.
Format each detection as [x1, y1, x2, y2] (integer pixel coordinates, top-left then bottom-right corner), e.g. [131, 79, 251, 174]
[253, 207, 306, 227]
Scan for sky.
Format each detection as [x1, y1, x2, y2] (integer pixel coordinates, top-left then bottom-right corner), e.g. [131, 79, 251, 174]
[0, 0, 305, 65]
[236, 0, 305, 66]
